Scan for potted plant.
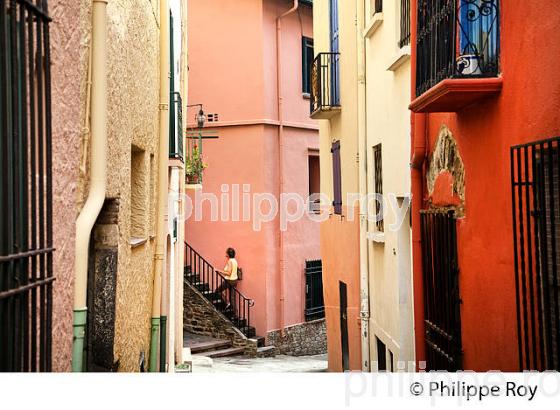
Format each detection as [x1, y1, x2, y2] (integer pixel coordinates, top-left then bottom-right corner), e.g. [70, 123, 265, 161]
[185, 144, 208, 184]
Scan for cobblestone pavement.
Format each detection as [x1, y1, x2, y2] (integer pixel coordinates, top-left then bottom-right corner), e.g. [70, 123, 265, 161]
[191, 354, 328, 373]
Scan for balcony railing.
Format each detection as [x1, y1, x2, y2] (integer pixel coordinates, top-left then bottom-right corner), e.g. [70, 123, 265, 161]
[310, 52, 341, 119]
[416, 0, 500, 97]
[169, 92, 184, 161]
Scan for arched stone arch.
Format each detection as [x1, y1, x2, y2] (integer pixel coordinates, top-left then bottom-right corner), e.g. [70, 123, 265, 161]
[427, 125, 465, 216]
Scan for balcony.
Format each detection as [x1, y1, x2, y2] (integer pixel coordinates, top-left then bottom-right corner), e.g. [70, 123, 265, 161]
[310, 52, 341, 119]
[169, 92, 184, 161]
[410, 0, 502, 113]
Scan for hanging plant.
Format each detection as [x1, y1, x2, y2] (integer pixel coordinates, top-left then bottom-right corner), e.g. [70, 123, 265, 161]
[185, 144, 208, 184]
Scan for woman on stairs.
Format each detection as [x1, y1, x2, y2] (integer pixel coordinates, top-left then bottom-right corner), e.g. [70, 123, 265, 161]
[216, 247, 238, 312]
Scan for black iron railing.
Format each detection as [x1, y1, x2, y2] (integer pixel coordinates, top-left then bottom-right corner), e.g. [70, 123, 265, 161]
[420, 210, 463, 371]
[310, 52, 340, 116]
[185, 243, 255, 338]
[305, 259, 324, 321]
[399, 0, 410, 48]
[511, 137, 560, 371]
[0, 0, 54, 372]
[169, 92, 183, 161]
[416, 0, 500, 96]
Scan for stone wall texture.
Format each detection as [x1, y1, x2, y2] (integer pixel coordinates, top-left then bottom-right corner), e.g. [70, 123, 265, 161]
[267, 319, 327, 356]
[184, 280, 257, 355]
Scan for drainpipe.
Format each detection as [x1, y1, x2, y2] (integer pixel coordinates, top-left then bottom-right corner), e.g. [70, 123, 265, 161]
[356, 0, 371, 372]
[276, 0, 298, 334]
[72, 0, 108, 372]
[150, 0, 170, 372]
[409, 0, 427, 369]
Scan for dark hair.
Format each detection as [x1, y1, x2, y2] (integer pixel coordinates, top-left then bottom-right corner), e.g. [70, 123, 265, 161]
[226, 247, 236, 258]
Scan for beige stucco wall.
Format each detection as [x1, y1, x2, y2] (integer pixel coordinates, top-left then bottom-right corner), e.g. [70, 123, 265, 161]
[77, 0, 161, 372]
[363, 2, 414, 366]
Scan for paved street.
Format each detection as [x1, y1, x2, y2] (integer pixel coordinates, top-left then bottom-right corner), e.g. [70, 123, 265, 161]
[190, 353, 328, 373]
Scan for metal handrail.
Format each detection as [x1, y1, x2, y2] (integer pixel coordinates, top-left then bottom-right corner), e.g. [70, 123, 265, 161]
[185, 243, 255, 336]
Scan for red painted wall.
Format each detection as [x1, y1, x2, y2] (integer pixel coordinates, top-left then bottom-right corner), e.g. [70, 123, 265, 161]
[411, 2, 560, 371]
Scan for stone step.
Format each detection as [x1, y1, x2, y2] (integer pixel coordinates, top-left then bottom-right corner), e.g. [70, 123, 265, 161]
[251, 336, 266, 348]
[256, 345, 276, 358]
[192, 282, 210, 292]
[195, 346, 246, 358]
[189, 339, 232, 354]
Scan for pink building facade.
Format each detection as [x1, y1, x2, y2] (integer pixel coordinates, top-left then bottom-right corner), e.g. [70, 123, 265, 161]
[186, 0, 321, 343]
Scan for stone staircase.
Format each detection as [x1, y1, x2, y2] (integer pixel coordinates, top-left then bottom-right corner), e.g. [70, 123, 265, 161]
[184, 243, 276, 358]
[185, 265, 257, 338]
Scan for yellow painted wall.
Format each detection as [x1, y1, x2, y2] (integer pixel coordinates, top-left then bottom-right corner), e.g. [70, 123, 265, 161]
[314, 0, 359, 202]
[363, 2, 414, 366]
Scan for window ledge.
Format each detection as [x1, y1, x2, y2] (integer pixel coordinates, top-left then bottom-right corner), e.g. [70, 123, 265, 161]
[303, 93, 311, 100]
[130, 237, 148, 248]
[367, 231, 385, 243]
[364, 13, 383, 38]
[387, 46, 411, 72]
[409, 77, 503, 113]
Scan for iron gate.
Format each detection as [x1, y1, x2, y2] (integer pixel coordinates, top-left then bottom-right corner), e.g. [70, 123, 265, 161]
[511, 137, 560, 371]
[420, 210, 462, 371]
[0, 0, 54, 372]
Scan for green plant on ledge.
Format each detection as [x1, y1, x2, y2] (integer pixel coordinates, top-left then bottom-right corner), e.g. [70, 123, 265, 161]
[185, 144, 208, 184]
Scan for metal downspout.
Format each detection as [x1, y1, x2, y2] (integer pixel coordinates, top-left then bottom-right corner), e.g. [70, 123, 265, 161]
[72, 0, 108, 372]
[276, 0, 298, 334]
[150, 0, 170, 372]
[356, 0, 371, 372]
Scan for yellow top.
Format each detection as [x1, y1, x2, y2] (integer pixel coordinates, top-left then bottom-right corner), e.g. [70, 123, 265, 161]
[225, 258, 238, 281]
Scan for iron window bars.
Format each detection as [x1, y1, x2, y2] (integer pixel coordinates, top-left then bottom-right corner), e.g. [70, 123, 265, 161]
[415, 0, 500, 97]
[373, 144, 384, 232]
[0, 0, 54, 372]
[399, 0, 411, 48]
[420, 210, 463, 371]
[511, 137, 560, 371]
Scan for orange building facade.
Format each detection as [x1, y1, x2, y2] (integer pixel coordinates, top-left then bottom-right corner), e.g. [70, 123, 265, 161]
[410, 1, 560, 371]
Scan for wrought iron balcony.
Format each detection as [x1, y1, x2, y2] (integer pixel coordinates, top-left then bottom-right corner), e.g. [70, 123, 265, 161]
[411, 0, 502, 113]
[169, 92, 184, 161]
[310, 52, 341, 119]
